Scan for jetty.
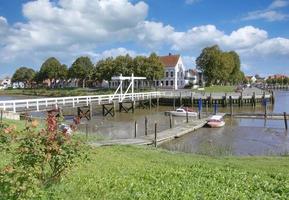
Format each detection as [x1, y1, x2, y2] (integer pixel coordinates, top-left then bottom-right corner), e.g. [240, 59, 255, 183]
[91, 117, 212, 147]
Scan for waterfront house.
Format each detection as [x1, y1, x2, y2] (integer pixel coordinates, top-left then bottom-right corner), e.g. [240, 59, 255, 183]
[155, 53, 186, 90]
[0, 78, 11, 89]
[184, 69, 198, 88]
[267, 74, 288, 79]
[245, 76, 257, 84]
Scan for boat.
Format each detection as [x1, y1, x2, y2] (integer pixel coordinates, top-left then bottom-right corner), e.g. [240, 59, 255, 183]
[207, 115, 225, 128]
[167, 107, 198, 117]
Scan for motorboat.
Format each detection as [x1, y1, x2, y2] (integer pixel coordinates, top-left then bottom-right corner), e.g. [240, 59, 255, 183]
[167, 107, 198, 117]
[207, 115, 225, 128]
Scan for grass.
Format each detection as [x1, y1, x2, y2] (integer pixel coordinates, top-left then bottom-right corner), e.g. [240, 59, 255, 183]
[0, 87, 153, 97]
[195, 85, 235, 93]
[31, 146, 289, 199]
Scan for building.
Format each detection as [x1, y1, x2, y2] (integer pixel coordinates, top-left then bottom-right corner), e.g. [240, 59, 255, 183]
[155, 54, 185, 90]
[184, 69, 198, 88]
[267, 74, 288, 79]
[0, 78, 11, 89]
[245, 76, 257, 83]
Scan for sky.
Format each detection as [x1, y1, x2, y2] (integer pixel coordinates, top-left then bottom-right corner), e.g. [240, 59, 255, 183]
[0, 0, 289, 78]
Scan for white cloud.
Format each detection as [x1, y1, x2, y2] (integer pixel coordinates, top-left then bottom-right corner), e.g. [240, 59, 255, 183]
[185, 0, 200, 5]
[0, 16, 9, 44]
[243, 0, 289, 22]
[269, 0, 289, 9]
[243, 10, 288, 21]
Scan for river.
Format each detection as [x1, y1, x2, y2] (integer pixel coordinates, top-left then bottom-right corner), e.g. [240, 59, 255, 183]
[1, 90, 289, 156]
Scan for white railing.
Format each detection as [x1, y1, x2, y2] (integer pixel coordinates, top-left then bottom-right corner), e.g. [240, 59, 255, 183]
[0, 91, 166, 113]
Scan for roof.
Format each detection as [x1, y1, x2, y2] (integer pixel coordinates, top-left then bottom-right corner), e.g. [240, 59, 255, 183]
[159, 54, 180, 67]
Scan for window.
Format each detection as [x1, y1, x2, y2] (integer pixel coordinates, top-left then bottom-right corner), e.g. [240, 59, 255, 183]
[170, 80, 174, 86]
[170, 71, 174, 77]
[166, 71, 169, 77]
[180, 72, 183, 78]
[166, 81, 169, 86]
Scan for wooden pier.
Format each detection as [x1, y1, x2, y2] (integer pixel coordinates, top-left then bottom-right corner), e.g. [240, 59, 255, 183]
[90, 118, 208, 147]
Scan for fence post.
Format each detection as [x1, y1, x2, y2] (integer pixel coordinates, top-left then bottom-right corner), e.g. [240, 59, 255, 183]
[284, 112, 288, 130]
[154, 122, 157, 147]
[85, 123, 88, 141]
[0, 110, 3, 126]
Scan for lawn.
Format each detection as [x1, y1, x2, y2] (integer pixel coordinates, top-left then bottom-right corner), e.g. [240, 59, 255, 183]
[196, 85, 236, 93]
[41, 146, 289, 199]
[0, 87, 153, 97]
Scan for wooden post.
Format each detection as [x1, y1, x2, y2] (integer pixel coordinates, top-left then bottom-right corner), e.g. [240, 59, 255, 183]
[284, 112, 288, 130]
[173, 94, 176, 110]
[145, 116, 148, 136]
[229, 96, 233, 116]
[179, 92, 182, 106]
[134, 120, 137, 138]
[169, 114, 172, 128]
[271, 91, 275, 104]
[154, 122, 157, 147]
[89, 104, 93, 120]
[252, 92, 256, 107]
[198, 98, 202, 119]
[149, 96, 152, 110]
[264, 99, 267, 118]
[190, 92, 194, 108]
[209, 93, 212, 107]
[132, 101, 135, 113]
[186, 109, 189, 123]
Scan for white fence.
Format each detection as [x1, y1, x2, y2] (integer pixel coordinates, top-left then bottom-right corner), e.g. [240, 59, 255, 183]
[0, 92, 165, 113]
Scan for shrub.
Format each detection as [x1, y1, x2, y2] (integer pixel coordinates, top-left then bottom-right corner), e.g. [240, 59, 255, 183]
[0, 115, 84, 200]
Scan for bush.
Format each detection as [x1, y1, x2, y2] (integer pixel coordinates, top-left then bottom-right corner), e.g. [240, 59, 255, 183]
[0, 115, 84, 200]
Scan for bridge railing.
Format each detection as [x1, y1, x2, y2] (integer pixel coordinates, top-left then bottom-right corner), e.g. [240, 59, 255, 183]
[0, 91, 166, 113]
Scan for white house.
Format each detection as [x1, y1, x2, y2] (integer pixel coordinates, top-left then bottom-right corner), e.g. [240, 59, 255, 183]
[184, 69, 198, 88]
[155, 54, 186, 90]
[0, 78, 11, 89]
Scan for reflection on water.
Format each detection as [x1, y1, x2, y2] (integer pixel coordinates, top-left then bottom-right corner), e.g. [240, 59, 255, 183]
[160, 118, 289, 156]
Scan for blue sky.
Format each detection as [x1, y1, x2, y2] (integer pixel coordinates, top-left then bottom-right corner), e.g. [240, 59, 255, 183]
[0, 0, 289, 78]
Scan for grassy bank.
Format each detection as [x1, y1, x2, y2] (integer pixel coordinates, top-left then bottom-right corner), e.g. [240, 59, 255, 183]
[1, 145, 287, 199]
[0, 88, 117, 97]
[0, 87, 153, 97]
[196, 85, 236, 93]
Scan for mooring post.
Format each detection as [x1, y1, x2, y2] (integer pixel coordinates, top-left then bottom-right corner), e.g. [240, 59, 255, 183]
[154, 122, 157, 147]
[145, 116, 148, 136]
[134, 120, 137, 138]
[179, 92, 182, 106]
[214, 103, 217, 115]
[89, 104, 93, 120]
[186, 109, 189, 123]
[271, 91, 275, 104]
[198, 98, 202, 119]
[264, 99, 267, 118]
[252, 92, 256, 107]
[173, 94, 176, 110]
[229, 96, 233, 116]
[132, 101, 135, 113]
[190, 92, 194, 108]
[149, 95, 152, 110]
[169, 113, 172, 128]
[284, 112, 288, 130]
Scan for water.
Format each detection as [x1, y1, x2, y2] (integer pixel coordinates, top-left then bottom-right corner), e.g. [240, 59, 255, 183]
[160, 90, 289, 156]
[1, 90, 289, 156]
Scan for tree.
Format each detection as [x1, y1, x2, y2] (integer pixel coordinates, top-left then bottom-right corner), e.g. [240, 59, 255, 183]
[12, 67, 36, 88]
[196, 45, 244, 86]
[145, 53, 165, 84]
[39, 57, 67, 87]
[69, 56, 94, 88]
[196, 45, 222, 85]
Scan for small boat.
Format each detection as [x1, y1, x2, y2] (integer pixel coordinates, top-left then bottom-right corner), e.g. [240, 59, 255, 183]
[207, 115, 225, 128]
[168, 107, 198, 117]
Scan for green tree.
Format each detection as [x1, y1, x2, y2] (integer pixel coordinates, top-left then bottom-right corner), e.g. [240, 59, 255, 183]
[145, 53, 164, 86]
[12, 67, 36, 88]
[94, 57, 115, 82]
[196, 45, 244, 86]
[69, 56, 94, 88]
[113, 54, 134, 76]
[39, 57, 67, 87]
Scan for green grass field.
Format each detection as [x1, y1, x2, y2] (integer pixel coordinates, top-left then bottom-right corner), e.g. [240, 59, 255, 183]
[14, 146, 288, 199]
[195, 85, 236, 93]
